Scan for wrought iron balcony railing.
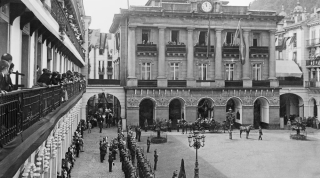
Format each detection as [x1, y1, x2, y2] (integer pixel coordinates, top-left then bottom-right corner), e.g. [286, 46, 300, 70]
[0, 81, 86, 147]
[138, 80, 157, 87]
[168, 80, 187, 87]
[50, 0, 85, 60]
[252, 80, 270, 87]
[306, 60, 320, 66]
[225, 80, 243, 87]
[88, 79, 120, 85]
[279, 80, 303, 86]
[194, 45, 214, 58]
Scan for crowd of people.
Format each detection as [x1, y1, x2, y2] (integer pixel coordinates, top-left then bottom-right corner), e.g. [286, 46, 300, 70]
[0, 52, 86, 94]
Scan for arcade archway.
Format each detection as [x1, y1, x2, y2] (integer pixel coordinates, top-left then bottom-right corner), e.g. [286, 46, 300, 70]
[280, 93, 304, 123]
[139, 98, 155, 127]
[308, 98, 318, 118]
[253, 97, 269, 129]
[197, 98, 214, 119]
[226, 98, 242, 124]
[169, 98, 185, 128]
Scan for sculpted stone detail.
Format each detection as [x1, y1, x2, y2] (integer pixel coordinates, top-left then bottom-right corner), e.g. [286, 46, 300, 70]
[127, 97, 140, 107]
[269, 96, 279, 106]
[156, 96, 169, 107]
[215, 96, 227, 106]
[186, 97, 198, 106]
[242, 96, 253, 106]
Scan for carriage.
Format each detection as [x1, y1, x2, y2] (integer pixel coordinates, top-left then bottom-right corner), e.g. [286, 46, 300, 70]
[191, 118, 223, 133]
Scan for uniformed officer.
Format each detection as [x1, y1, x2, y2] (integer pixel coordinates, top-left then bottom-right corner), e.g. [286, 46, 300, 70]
[108, 153, 113, 172]
[154, 149, 158, 170]
[147, 137, 151, 153]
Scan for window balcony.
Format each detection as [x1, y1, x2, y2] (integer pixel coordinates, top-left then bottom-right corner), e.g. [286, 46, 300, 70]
[252, 80, 270, 87]
[0, 82, 85, 147]
[138, 80, 157, 87]
[98, 67, 105, 75]
[249, 46, 269, 58]
[222, 46, 239, 57]
[306, 60, 320, 66]
[225, 80, 243, 87]
[168, 80, 187, 87]
[137, 44, 158, 56]
[88, 79, 120, 85]
[279, 80, 303, 87]
[166, 44, 186, 57]
[306, 38, 320, 48]
[107, 67, 113, 74]
[194, 45, 214, 58]
[196, 80, 215, 87]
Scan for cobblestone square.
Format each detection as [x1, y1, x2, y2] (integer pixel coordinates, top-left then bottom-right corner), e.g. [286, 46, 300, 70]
[71, 127, 320, 178]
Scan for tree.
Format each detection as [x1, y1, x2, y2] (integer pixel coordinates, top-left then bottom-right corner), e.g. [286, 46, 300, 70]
[154, 118, 163, 138]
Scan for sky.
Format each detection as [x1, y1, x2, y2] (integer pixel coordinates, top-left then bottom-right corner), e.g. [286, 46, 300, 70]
[83, 0, 254, 33]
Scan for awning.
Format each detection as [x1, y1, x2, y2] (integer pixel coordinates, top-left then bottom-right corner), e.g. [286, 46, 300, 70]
[276, 60, 302, 77]
[21, 0, 85, 66]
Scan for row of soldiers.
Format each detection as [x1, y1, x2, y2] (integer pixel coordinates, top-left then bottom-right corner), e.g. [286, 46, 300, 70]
[117, 126, 137, 178]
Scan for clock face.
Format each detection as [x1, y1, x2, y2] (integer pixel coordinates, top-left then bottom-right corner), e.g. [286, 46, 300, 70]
[201, 1, 213, 13]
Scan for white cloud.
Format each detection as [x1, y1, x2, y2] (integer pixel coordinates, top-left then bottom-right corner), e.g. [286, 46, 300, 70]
[83, 0, 253, 33]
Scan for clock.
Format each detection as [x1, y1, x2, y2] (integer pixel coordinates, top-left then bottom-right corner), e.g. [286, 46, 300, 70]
[201, 1, 213, 13]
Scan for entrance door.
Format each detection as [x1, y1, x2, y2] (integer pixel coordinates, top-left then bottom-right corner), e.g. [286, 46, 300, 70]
[139, 99, 154, 127]
[254, 100, 261, 128]
[169, 99, 181, 128]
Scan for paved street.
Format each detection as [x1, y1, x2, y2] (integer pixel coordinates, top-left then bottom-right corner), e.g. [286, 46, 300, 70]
[71, 126, 320, 178]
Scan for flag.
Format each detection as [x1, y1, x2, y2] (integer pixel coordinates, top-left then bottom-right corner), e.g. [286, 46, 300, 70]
[232, 20, 240, 46]
[206, 16, 211, 59]
[289, 35, 296, 46]
[88, 29, 100, 52]
[178, 159, 186, 178]
[281, 37, 291, 50]
[239, 24, 246, 65]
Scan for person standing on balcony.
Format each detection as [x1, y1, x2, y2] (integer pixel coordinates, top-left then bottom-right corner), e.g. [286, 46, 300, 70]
[0, 60, 10, 94]
[1, 53, 12, 65]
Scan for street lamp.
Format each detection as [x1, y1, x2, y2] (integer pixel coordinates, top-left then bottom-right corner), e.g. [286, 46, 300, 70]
[188, 131, 205, 178]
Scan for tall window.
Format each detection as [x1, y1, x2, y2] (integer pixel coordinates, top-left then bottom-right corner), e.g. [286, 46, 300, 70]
[252, 64, 262, 80]
[225, 32, 234, 45]
[293, 52, 297, 63]
[141, 62, 151, 80]
[198, 64, 207, 80]
[171, 30, 179, 43]
[253, 33, 260, 47]
[170, 63, 179, 80]
[225, 64, 234, 80]
[198, 31, 207, 46]
[142, 29, 150, 44]
[293, 33, 297, 47]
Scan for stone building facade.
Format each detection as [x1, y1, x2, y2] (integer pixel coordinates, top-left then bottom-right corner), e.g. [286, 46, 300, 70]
[110, 0, 284, 129]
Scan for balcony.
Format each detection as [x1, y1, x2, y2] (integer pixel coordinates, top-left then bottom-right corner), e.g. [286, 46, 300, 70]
[225, 80, 243, 87]
[305, 81, 317, 88]
[50, 0, 85, 60]
[166, 44, 186, 57]
[306, 38, 320, 47]
[194, 45, 214, 58]
[107, 66, 113, 74]
[138, 80, 157, 87]
[306, 59, 320, 66]
[88, 79, 120, 85]
[168, 80, 187, 87]
[137, 44, 157, 56]
[98, 67, 105, 75]
[252, 80, 270, 87]
[249, 46, 269, 58]
[222, 46, 239, 57]
[0, 82, 85, 147]
[279, 80, 303, 87]
[196, 80, 215, 87]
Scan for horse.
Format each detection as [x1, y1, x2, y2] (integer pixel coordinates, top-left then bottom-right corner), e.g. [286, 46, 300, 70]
[240, 125, 253, 139]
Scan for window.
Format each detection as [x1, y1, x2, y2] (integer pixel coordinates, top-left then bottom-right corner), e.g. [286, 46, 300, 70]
[142, 29, 150, 44]
[225, 64, 234, 81]
[252, 64, 262, 80]
[99, 75, 104, 79]
[225, 32, 234, 45]
[141, 62, 151, 80]
[171, 30, 179, 43]
[107, 75, 112, 79]
[198, 31, 207, 46]
[107, 61, 112, 67]
[253, 33, 260, 47]
[293, 52, 297, 63]
[170, 63, 179, 80]
[198, 64, 207, 80]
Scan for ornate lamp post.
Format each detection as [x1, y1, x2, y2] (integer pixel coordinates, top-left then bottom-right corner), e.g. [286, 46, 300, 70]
[188, 131, 205, 178]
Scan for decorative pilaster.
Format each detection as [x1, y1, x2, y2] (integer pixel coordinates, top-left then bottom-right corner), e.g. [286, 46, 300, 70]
[187, 27, 196, 87]
[242, 29, 252, 87]
[157, 26, 167, 87]
[269, 30, 279, 87]
[127, 25, 137, 86]
[214, 28, 224, 87]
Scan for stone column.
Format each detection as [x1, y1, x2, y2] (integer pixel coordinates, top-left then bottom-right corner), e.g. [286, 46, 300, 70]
[187, 27, 195, 87]
[317, 68, 320, 82]
[127, 25, 137, 86]
[242, 29, 252, 87]
[157, 26, 167, 87]
[215, 29, 224, 87]
[269, 30, 279, 87]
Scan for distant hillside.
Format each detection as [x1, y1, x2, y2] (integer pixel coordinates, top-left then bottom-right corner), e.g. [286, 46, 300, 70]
[250, 0, 320, 14]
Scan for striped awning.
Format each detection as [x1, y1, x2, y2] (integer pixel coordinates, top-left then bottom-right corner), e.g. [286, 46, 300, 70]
[276, 60, 302, 78]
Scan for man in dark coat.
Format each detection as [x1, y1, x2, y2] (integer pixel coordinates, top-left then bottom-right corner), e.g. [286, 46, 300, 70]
[154, 149, 158, 170]
[75, 139, 80, 157]
[147, 137, 151, 153]
[100, 143, 107, 163]
[98, 113, 103, 133]
[137, 127, 141, 142]
[108, 153, 113, 172]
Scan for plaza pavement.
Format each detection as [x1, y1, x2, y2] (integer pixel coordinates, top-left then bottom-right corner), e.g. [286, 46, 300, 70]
[71, 126, 320, 178]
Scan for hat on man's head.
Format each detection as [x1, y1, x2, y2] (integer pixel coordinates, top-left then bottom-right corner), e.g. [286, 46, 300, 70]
[0, 60, 9, 71]
[1, 53, 12, 62]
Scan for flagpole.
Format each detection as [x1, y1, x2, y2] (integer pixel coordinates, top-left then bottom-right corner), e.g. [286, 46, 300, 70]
[206, 14, 211, 59]
[127, 0, 130, 9]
